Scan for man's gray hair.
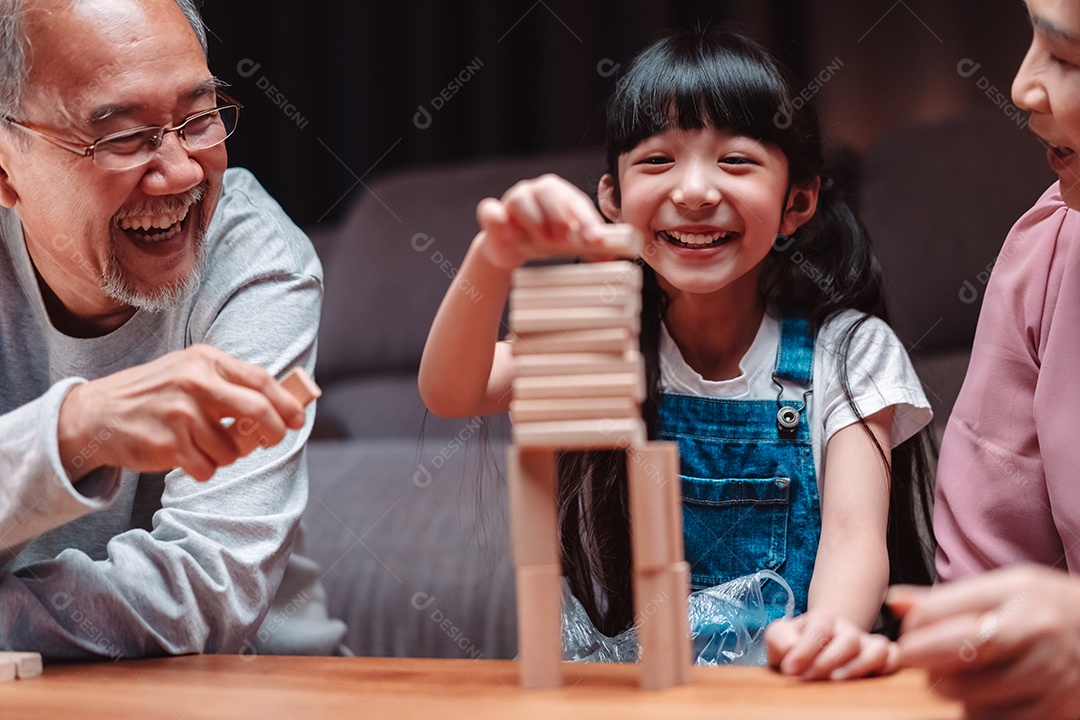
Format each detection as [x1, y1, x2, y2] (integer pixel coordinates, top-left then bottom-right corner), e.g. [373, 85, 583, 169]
[0, 0, 208, 118]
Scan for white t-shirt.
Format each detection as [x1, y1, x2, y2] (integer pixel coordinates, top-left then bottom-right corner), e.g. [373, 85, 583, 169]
[660, 309, 932, 488]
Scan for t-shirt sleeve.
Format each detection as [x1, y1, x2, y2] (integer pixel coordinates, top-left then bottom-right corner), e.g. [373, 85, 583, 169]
[816, 311, 933, 448]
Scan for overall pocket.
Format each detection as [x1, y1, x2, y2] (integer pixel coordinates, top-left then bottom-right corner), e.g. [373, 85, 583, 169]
[680, 476, 790, 589]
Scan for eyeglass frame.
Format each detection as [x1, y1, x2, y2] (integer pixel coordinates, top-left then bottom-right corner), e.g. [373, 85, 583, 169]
[1, 90, 243, 169]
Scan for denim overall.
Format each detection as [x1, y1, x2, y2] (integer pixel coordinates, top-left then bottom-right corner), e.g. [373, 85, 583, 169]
[658, 317, 821, 625]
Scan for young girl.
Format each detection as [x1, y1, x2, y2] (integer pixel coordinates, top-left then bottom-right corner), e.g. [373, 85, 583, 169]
[419, 29, 935, 680]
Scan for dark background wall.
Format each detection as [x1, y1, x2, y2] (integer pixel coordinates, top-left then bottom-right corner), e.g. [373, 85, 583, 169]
[198, 1, 1033, 231]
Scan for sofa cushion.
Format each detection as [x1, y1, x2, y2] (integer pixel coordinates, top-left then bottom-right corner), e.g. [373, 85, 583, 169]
[315, 149, 606, 381]
[316, 374, 510, 440]
[304, 438, 516, 659]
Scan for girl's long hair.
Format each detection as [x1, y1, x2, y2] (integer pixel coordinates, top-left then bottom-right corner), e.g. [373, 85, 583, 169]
[559, 28, 936, 636]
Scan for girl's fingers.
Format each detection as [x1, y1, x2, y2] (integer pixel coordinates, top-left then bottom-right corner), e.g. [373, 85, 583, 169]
[830, 634, 894, 680]
[780, 617, 836, 676]
[764, 618, 803, 668]
[803, 628, 861, 680]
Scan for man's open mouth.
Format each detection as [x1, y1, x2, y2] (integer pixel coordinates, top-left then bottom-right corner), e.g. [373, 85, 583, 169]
[116, 204, 193, 243]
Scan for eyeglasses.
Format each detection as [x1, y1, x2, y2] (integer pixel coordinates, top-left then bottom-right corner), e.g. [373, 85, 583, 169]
[2, 92, 242, 171]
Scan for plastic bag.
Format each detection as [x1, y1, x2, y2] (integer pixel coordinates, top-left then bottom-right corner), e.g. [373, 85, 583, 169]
[562, 570, 794, 666]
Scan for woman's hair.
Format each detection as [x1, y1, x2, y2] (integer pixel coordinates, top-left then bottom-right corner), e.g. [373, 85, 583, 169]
[559, 27, 937, 636]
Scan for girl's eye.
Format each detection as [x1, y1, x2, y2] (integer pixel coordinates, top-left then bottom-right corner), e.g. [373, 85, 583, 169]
[638, 156, 672, 165]
[720, 156, 755, 166]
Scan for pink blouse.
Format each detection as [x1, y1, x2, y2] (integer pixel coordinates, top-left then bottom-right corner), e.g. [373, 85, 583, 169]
[936, 182, 1080, 580]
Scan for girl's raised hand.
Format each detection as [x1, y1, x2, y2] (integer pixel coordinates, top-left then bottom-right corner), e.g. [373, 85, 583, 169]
[765, 611, 899, 681]
[476, 174, 610, 270]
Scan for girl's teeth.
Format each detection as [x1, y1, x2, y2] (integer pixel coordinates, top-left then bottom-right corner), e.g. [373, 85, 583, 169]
[664, 230, 728, 245]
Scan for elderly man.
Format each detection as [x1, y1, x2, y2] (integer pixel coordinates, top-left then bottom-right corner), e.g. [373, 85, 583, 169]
[0, 0, 344, 657]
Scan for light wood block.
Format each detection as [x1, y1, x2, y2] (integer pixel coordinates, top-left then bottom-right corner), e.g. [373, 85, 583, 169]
[513, 418, 646, 449]
[0, 651, 41, 679]
[515, 565, 564, 689]
[280, 366, 322, 406]
[512, 261, 642, 289]
[509, 327, 637, 355]
[633, 568, 680, 691]
[512, 352, 641, 379]
[510, 284, 639, 311]
[596, 224, 644, 257]
[507, 447, 560, 567]
[0, 656, 15, 682]
[627, 442, 682, 570]
[513, 373, 644, 402]
[510, 397, 639, 423]
[509, 304, 641, 335]
[672, 561, 692, 685]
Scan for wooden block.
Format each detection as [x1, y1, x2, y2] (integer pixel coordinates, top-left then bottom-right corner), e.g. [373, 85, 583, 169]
[0, 656, 15, 682]
[633, 568, 680, 691]
[513, 418, 646, 450]
[510, 327, 637, 356]
[515, 564, 563, 689]
[280, 366, 321, 406]
[509, 304, 641, 335]
[628, 442, 682, 570]
[510, 284, 639, 311]
[513, 373, 644, 402]
[510, 397, 640, 423]
[596, 224, 644, 257]
[512, 352, 641, 379]
[512, 261, 642, 290]
[671, 561, 692, 685]
[0, 652, 40, 679]
[507, 447, 560, 567]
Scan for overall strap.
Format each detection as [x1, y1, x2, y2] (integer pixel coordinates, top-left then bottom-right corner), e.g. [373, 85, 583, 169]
[772, 316, 815, 386]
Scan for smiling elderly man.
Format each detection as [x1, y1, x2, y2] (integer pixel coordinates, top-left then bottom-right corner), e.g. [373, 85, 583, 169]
[0, 0, 345, 657]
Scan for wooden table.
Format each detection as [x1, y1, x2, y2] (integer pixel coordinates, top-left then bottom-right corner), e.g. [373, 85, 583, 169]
[0, 655, 961, 719]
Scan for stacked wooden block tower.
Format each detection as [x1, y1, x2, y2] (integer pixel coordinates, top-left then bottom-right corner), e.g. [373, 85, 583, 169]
[506, 225, 691, 690]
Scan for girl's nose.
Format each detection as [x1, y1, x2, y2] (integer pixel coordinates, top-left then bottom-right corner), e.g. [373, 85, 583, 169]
[1012, 43, 1049, 114]
[671, 167, 721, 210]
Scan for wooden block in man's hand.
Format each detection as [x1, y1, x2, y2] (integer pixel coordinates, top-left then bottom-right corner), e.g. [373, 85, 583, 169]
[280, 366, 321, 406]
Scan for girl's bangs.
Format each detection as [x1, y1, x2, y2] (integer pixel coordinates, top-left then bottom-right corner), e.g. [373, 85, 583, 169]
[608, 36, 795, 158]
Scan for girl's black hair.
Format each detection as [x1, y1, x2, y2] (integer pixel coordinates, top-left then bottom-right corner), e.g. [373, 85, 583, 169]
[559, 27, 937, 637]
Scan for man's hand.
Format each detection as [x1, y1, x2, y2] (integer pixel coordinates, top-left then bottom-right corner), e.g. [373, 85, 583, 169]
[57, 345, 308, 482]
[766, 609, 898, 680]
[892, 565, 1080, 720]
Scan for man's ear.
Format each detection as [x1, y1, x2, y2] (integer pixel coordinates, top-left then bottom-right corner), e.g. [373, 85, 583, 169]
[597, 173, 621, 222]
[0, 141, 20, 209]
[779, 176, 820, 236]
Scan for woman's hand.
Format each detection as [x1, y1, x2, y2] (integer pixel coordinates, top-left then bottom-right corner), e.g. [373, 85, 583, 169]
[892, 565, 1080, 720]
[765, 609, 898, 681]
[476, 174, 610, 269]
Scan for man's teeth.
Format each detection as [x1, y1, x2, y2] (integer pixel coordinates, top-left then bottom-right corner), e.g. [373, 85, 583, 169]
[664, 230, 730, 245]
[118, 207, 189, 232]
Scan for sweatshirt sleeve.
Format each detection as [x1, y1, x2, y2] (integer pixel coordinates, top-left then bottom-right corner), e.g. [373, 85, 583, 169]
[0, 378, 123, 557]
[0, 169, 326, 659]
[935, 183, 1073, 581]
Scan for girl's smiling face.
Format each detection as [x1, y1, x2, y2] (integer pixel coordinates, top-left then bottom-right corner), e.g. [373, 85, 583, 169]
[599, 126, 818, 301]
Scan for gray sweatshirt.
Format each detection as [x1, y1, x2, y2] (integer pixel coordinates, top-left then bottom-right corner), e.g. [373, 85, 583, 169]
[0, 168, 345, 659]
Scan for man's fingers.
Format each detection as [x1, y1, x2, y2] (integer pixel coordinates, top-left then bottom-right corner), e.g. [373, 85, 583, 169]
[895, 574, 1028, 633]
[897, 611, 989, 671]
[207, 352, 305, 430]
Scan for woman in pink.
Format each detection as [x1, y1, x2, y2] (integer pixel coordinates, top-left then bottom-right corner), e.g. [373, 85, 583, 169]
[892, 1, 1080, 718]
